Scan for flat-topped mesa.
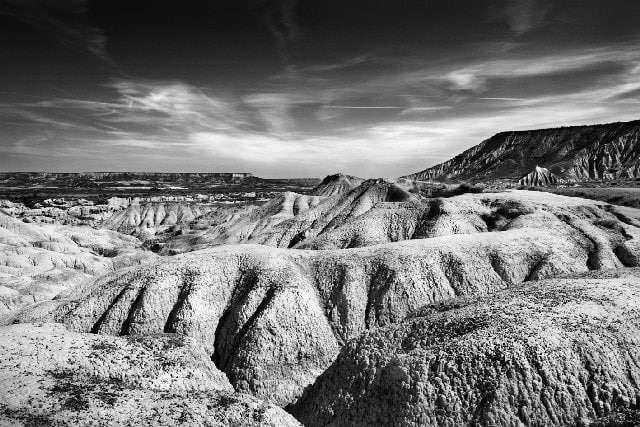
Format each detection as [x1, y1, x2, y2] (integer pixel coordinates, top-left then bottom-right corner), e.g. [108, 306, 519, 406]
[82, 172, 255, 180]
[311, 173, 365, 197]
[518, 165, 562, 186]
[0, 172, 258, 187]
[403, 119, 640, 183]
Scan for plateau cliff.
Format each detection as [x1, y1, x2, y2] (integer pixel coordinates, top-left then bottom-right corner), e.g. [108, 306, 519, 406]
[404, 120, 640, 184]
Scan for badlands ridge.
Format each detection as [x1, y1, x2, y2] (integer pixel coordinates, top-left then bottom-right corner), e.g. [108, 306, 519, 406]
[1, 171, 640, 425]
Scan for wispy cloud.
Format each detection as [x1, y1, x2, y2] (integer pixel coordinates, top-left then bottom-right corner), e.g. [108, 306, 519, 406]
[108, 80, 248, 132]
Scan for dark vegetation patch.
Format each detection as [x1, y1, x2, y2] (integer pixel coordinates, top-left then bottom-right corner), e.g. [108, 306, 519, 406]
[480, 201, 530, 231]
[1, 405, 55, 426]
[400, 315, 491, 351]
[408, 182, 483, 198]
[590, 408, 640, 426]
[90, 340, 120, 353]
[47, 369, 124, 411]
[127, 333, 189, 350]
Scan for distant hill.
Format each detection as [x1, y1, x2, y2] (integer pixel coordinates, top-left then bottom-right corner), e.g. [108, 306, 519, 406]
[402, 119, 640, 184]
[311, 173, 365, 197]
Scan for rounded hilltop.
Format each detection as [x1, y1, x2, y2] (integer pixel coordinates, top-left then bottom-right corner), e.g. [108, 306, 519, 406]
[311, 173, 365, 197]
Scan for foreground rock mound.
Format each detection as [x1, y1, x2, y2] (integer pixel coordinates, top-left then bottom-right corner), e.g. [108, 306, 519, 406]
[404, 119, 640, 183]
[22, 224, 595, 405]
[0, 323, 300, 426]
[290, 268, 640, 426]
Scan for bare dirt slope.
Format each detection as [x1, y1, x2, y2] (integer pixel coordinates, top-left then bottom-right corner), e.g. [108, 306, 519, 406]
[0, 323, 300, 426]
[100, 202, 216, 236]
[311, 173, 365, 197]
[290, 268, 640, 426]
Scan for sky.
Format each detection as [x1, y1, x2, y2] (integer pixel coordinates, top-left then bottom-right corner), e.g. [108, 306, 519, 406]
[0, 0, 639, 178]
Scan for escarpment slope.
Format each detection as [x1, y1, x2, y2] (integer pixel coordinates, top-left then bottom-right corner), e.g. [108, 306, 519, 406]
[290, 268, 640, 427]
[404, 119, 640, 184]
[21, 219, 614, 405]
[0, 323, 300, 426]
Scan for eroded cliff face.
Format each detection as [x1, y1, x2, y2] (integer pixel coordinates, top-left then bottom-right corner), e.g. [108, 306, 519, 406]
[101, 203, 216, 236]
[311, 174, 365, 197]
[403, 120, 640, 184]
[160, 179, 417, 254]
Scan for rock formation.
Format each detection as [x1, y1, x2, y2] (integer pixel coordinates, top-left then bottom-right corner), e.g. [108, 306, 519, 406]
[290, 268, 640, 426]
[0, 323, 300, 426]
[518, 165, 562, 186]
[403, 119, 640, 183]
